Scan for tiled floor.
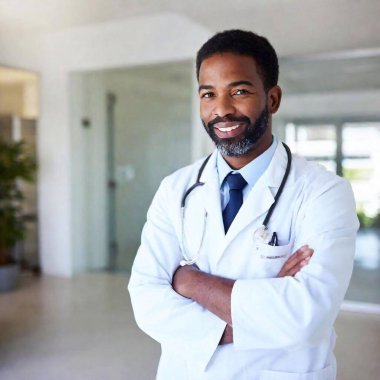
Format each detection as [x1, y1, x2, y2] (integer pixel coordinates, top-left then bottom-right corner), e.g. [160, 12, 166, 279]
[0, 273, 379, 380]
[335, 311, 380, 379]
[0, 273, 160, 380]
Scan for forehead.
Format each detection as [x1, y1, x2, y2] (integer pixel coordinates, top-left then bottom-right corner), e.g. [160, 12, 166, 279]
[198, 53, 263, 87]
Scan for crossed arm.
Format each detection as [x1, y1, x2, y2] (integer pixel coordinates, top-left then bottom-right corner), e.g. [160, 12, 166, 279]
[172, 245, 313, 344]
[130, 175, 358, 367]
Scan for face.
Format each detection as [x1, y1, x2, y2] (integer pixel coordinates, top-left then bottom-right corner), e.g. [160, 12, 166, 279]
[198, 53, 281, 159]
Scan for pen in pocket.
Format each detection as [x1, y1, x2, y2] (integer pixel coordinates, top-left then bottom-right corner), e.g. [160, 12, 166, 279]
[268, 232, 278, 246]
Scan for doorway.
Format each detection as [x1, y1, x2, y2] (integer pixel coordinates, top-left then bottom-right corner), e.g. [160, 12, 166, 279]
[73, 61, 194, 273]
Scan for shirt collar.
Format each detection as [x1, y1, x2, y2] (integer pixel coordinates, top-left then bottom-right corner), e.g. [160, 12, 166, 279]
[216, 135, 278, 189]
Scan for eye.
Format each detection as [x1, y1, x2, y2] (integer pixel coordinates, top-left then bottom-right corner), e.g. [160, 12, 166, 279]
[200, 91, 214, 99]
[233, 89, 251, 96]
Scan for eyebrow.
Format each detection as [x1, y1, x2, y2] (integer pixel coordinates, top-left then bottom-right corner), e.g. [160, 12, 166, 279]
[198, 80, 255, 92]
[229, 80, 254, 87]
[198, 84, 214, 92]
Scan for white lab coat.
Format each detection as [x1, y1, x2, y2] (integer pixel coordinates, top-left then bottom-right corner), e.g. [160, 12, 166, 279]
[128, 142, 359, 380]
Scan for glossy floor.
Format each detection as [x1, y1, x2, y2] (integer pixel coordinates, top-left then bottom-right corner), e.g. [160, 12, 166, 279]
[0, 273, 379, 380]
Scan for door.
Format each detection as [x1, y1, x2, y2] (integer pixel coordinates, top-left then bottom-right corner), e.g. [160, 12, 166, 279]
[104, 61, 193, 272]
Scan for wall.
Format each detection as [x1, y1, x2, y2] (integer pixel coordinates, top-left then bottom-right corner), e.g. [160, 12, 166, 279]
[32, 13, 210, 276]
[279, 89, 380, 120]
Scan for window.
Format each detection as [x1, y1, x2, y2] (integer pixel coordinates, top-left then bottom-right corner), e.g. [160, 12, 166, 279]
[285, 123, 337, 172]
[285, 120, 380, 304]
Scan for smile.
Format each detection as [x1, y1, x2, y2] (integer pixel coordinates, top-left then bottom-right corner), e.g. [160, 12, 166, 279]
[216, 124, 241, 132]
[212, 122, 246, 139]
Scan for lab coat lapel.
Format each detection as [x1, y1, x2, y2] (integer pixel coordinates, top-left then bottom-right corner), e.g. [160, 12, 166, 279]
[222, 143, 291, 254]
[194, 152, 225, 253]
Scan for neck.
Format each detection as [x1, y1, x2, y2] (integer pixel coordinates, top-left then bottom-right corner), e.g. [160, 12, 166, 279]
[222, 133, 273, 170]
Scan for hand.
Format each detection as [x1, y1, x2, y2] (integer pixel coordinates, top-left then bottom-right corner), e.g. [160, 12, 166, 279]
[219, 324, 233, 345]
[277, 245, 313, 278]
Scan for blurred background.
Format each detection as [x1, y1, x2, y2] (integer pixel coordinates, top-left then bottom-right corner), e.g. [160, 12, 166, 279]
[0, 1, 379, 379]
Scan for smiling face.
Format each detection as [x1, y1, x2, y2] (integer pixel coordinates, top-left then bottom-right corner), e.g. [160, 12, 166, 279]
[198, 52, 282, 168]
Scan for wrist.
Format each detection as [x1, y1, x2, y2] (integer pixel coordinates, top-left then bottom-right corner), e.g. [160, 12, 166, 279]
[172, 264, 199, 298]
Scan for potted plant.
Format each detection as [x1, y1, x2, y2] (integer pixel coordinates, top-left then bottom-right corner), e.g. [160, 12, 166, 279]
[0, 139, 36, 291]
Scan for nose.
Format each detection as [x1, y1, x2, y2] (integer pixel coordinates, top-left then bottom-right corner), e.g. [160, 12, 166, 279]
[213, 94, 236, 117]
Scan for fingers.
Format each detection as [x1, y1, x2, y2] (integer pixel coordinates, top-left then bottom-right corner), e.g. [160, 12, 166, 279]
[285, 256, 311, 277]
[277, 245, 314, 278]
[282, 245, 312, 272]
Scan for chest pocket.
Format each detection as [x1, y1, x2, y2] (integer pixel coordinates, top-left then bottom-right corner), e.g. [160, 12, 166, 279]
[259, 364, 335, 380]
[215, 233, 293, 279]
[253, 241, 292, 278]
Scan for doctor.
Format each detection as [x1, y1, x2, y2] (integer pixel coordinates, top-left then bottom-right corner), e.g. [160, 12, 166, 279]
[128, 30, 359, 380]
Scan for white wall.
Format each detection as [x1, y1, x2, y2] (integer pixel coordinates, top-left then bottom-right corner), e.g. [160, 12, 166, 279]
[278, 89, 380, 120]
[1, 13, 211, 277]
[0, 34, 42, 72]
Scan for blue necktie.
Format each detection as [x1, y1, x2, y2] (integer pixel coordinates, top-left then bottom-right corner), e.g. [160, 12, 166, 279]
[222, 173, 247, 233]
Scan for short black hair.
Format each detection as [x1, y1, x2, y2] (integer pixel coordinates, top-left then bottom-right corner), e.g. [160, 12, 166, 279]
[196, 29, 279, 91]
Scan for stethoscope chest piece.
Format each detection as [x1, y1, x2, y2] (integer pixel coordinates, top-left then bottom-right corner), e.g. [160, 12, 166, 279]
[179, 142, 292, 264]
[253, 225, 271, 244]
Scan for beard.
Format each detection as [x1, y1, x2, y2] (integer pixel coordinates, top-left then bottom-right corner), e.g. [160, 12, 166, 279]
[202, 107, 270, 157]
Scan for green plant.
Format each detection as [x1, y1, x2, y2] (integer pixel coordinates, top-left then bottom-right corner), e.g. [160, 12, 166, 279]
[0, 139, 36, 266]
[357, 209, 380, 229]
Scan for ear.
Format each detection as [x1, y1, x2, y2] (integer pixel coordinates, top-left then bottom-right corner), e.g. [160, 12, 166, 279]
[267, 85, 282, 114]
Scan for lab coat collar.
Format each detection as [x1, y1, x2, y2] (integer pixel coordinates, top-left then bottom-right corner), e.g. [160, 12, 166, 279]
[225, 142, 294, 252]
[198, 143, 293, 262]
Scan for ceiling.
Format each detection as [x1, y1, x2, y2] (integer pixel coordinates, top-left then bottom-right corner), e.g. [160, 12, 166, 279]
[0, 0, 380, 94]
[1, 0, 380, 54]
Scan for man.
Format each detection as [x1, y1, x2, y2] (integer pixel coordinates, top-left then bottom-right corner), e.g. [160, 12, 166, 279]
[128, 30, 358, 379]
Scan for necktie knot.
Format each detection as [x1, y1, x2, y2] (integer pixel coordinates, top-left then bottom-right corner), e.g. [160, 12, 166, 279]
[225, 173, 247, 191]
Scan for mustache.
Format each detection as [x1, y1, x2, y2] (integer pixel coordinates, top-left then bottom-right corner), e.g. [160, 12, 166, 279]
[207, 115, 251, 128]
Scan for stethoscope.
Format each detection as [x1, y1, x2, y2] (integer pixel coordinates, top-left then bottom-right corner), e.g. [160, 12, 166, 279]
[179, 142, 292, 266]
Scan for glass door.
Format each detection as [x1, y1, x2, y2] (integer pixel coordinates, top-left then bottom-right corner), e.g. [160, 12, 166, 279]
[104, 61, 193, 272]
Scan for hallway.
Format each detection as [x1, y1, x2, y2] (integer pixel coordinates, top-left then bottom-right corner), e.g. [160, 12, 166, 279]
[1, 273, 379, 379]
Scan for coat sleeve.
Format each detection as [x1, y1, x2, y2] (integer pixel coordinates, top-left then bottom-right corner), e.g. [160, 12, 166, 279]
[128, 176, 226, 370]
[231, 175, 359, 351]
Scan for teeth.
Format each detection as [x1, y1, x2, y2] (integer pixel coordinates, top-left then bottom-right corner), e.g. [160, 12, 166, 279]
[217, 124, 240, 132]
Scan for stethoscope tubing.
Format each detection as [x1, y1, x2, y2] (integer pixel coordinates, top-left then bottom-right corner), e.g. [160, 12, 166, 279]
[179, 142, 292, 265]
[262, 142, 292, 229]
[180, 154, 212, 208]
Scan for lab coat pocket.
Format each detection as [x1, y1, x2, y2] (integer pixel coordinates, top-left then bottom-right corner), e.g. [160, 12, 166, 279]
[259, 364, 334, 380]
[254, 242, 291, 278]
